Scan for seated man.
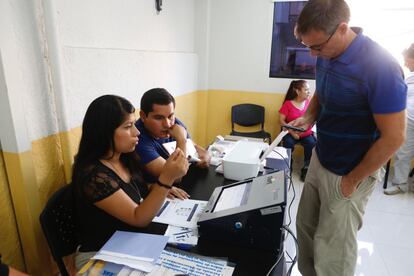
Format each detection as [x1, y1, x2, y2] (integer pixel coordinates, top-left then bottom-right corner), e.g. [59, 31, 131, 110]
[136, 88, 211, 189]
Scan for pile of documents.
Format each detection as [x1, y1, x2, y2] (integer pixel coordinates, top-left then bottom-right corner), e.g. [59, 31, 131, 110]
[78, 198, 235, 275]
[79, 232, 235, 275]
[152, 198, 207, 246]
[86, 231, 169, 273]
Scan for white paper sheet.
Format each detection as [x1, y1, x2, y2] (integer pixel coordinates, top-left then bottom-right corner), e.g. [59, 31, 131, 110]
[152, 199, 207, 229]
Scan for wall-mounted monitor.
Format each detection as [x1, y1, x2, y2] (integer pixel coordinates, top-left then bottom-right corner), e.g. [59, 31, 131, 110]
[269, 0, 316, 79]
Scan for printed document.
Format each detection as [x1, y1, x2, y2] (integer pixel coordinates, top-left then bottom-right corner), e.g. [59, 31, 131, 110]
[164, 225, 198, 245]
[152, 199, 207, 229]
[158, 249, 235, 276]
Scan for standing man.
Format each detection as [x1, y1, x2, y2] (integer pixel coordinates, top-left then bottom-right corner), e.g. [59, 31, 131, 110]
[385, 43, 414, 195]
[136, 88, 210, 198]
[292, 1, 407, 275]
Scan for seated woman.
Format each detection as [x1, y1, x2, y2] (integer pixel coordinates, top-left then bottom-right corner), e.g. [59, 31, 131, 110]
[73, 95, 188, 269]
[279, 80, 316, 181]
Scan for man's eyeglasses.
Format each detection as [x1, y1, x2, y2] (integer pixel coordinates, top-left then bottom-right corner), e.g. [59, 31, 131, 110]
[300, 24, 339, 51]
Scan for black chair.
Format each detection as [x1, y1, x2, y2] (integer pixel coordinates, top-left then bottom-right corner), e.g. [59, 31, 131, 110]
[230, 104, 272, 143]
[39, 184, 78, 276]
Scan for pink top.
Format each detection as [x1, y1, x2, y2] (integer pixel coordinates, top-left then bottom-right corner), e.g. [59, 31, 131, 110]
[278, 99, 313, 138]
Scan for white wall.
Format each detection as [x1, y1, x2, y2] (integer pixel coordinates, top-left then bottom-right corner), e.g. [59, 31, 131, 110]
[0, 0, 56, 152]
[55, 0, 198, 131]
[0, 0, 199, 151]
[195, 0, 211, 91]
[205, 0, 315, 93]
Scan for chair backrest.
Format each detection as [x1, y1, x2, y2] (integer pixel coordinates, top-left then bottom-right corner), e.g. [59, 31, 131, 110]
[39, 184, 78, 276]
[231, 104, 265, 130]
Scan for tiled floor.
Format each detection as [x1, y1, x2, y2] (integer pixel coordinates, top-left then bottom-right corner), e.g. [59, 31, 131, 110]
[282, 160, 414, 276]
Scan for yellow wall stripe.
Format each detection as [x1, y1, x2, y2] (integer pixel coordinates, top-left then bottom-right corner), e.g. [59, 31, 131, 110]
[0, 151, 25, 271]
[2, 151, 50, 275]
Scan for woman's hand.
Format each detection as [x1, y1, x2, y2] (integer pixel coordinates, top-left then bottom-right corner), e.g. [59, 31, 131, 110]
[290, 116, 312, 131]
[160, 148, 189, 184]
[167, 186, 190, 200]
[288, 130, 300, 140]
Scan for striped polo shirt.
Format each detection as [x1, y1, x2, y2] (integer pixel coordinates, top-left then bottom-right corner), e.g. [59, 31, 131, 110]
[315, 29, 407, 175]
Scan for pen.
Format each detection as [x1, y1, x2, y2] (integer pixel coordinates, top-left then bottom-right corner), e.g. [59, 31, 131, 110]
[173, 230, 193, 236]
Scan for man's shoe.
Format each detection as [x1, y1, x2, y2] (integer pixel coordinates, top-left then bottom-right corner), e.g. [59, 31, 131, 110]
[384, 185, 406, 195]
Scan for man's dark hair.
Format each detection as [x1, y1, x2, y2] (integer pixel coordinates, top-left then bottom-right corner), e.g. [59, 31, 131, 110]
[140, 88, 175, 115]
[403, 43, 414, 59]
[296, 0, 350, 36]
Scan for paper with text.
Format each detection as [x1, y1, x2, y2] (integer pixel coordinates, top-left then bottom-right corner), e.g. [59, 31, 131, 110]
[153, 199, 207, 229]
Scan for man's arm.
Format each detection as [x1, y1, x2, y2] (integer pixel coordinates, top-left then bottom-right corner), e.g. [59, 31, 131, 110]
[291, 93, 320, 129]
[168, 124, 187, 157]
[341, 110, 406, 197]
[145, 123, 188, 178]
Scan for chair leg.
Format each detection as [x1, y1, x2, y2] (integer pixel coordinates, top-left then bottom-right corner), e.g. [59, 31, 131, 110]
[409, 167, 414, 178]
[383, 160, 391, 189]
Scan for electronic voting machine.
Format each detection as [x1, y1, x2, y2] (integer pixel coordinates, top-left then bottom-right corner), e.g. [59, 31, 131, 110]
[197, 170, 286, 253]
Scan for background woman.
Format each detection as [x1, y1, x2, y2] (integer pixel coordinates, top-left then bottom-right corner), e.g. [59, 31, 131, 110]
[73, 95, 188, 269]
[279, 80, 316, 181]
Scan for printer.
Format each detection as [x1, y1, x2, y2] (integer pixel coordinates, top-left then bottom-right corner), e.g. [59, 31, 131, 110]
[221, 131, 288, 181]
[197, 170, 286, 253]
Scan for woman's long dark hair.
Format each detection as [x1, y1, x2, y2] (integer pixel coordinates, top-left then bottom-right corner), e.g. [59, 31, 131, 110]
[72, 95, 141, 191]
[283, 80, 307, 103]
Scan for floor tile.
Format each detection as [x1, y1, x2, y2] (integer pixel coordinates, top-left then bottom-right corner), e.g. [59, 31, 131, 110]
[377, 244, 414, 276]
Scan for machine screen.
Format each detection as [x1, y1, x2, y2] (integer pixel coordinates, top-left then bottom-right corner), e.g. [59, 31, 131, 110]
[213, 183, 249, 212]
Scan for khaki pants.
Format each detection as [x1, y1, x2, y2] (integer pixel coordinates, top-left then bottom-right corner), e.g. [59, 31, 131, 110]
[296, 152, 380, 276]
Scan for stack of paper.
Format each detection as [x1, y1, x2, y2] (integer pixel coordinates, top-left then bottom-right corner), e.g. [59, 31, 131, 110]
[164, 225, 198, 246]
[152, 199, 207, 229]
[152, 199, 207, 247]
[91, 231, 169, 273]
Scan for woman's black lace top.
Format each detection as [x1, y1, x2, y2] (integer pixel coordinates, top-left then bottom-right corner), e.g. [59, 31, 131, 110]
[74, 161, 151, 252]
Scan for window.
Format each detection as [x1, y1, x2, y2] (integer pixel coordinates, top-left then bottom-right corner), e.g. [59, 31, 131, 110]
[269, 1, 316, 79]
[347, 0, 414, 74]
